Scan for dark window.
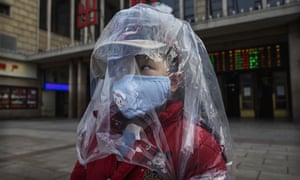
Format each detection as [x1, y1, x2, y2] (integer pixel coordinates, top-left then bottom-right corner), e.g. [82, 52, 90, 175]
[0, 33, 16, 50]
[39, 0, 71, 37]
[74, 0, 81, 41]
[39, 0, 47, 30]
[235, 0, 255, 13]
[267, 0, 285, 7]
[104, 1, 119, 26]
[52, 0, 70, 37]
[227, 0, 264, 15]
[160, 0, 180, 17]
[208, 0, 222, 18]
[124, 0, 130, 8]
[184, 0, 194, 22]
[0, 2, 10, 16]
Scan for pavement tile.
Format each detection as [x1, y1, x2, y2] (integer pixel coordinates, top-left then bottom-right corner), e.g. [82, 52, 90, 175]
[250, 143, 270, 149]
[246, 152, 266, 159]
[259, 172, 300, 180]
[0, 119, 299, 180]
[234, 149, 247, 157]
[287, 146, 300, 153]
[287, 153, 300, 161]
[0, 173, 25, 180]
[233, 169, 259, 180]
[237, 161, 262, 171]
[288, 167, 300, 176]
[237, 160, 288, 175]
[240, 156, 264, 164]
[264, 153, 287, 160]
[264, 158, 288, 166]
[0, 159, 65, 180]
[260, 163, 287, 174]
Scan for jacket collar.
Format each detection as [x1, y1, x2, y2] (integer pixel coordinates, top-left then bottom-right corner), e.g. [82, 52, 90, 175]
[158, 100, 183, 127]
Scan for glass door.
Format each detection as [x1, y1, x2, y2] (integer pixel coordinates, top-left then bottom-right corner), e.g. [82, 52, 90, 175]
[273, 71, 289, 118]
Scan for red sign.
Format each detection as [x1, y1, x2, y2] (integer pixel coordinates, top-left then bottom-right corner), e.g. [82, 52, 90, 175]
[77, 0, 98, 28]
[130, 0, 157, 6]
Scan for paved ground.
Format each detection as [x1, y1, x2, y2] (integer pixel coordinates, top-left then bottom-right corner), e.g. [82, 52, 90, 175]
[0, 118, 299, 180]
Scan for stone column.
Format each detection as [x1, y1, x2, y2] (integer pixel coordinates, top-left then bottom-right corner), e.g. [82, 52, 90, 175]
[222, 0, 227, 16]
[70, 0, 75, 45]
[100, 0, 105, 33]
[262, 0, 267, 8]
[120, 0, 124, 9]
[47, 0, 52, 50]
[68, 61, 77, 118]
[179, 0, 184, 19]
[288, 23, 300, 122]
[77, 59, 87, 118]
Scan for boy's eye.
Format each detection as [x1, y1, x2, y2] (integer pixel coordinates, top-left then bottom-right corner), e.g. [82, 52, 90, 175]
[140, 65, 152, 71]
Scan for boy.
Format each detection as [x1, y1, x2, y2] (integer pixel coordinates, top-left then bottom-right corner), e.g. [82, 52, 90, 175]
[71, 3, 233, 180]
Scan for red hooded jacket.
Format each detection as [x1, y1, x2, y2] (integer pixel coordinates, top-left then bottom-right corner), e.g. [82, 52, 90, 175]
[70, 101, 226, 180]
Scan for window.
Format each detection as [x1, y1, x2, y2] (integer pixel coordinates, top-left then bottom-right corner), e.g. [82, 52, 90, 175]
[39, 0, 71, 37]
[0, 2, 10, 16]
[39, 0, 47, 30]
[208, 0, 222, 18]
[184, 0, 195, 22]
[267, 0, 285, 7]
[0, 86, 38, 109]
[52, 0, 70, 37]
[0, 33, 16, 50]
[160, 0, 180, 17]
[227, 0, 263, 15]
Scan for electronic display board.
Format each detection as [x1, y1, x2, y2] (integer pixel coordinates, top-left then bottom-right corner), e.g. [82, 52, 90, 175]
[208, 44, 287, 72]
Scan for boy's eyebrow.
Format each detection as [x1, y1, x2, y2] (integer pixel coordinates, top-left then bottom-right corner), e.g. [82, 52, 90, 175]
[135, 55, 154, 62]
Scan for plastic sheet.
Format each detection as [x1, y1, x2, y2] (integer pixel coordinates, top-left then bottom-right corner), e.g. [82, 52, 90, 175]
[76, 3, 233, 179]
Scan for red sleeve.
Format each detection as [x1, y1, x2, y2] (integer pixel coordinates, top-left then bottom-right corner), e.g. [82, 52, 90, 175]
[186, 127, 227, 178]
[70, 161, 86, 180]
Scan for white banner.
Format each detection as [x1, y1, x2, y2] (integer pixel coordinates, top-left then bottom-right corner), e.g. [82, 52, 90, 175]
[0, 59, 37, 79]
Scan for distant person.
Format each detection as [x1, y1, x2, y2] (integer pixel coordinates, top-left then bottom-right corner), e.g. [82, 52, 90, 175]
[70, 3, 233, 180]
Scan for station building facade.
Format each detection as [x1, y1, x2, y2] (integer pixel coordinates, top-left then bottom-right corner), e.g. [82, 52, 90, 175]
[0, 0, 299, 122]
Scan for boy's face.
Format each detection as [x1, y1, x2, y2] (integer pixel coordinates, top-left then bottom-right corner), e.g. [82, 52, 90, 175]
[108, 54, 169, 79]
[135, 55, 169, 77]
[110, 54, 172, 119]
[108, 54, 179, 93]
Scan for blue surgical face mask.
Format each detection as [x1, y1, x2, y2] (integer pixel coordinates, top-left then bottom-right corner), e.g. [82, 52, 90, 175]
[112, 74, 171, 119]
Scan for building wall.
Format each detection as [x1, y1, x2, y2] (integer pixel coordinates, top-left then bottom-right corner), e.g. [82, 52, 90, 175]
[0, 0, 76, 52]
[194, 0, 206, 21]
[0, 0, 38, 52]
[38, 30, 72, 51]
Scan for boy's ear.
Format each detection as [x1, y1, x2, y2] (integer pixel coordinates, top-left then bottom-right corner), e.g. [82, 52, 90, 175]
[170, 72, 183, 93]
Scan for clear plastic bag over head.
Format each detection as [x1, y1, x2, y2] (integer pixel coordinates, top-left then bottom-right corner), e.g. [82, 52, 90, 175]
[76, 3, 233, 180]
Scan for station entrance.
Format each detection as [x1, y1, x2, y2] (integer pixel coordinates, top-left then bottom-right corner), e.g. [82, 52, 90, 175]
[219, 70, 290, 119]
[210, 43, 290, 119]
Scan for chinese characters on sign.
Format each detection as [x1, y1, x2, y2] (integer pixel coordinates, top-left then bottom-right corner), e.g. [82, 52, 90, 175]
[77, 0, 98, 28]
[0, 60, 37, 78]
[0, 62, 18, 72]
